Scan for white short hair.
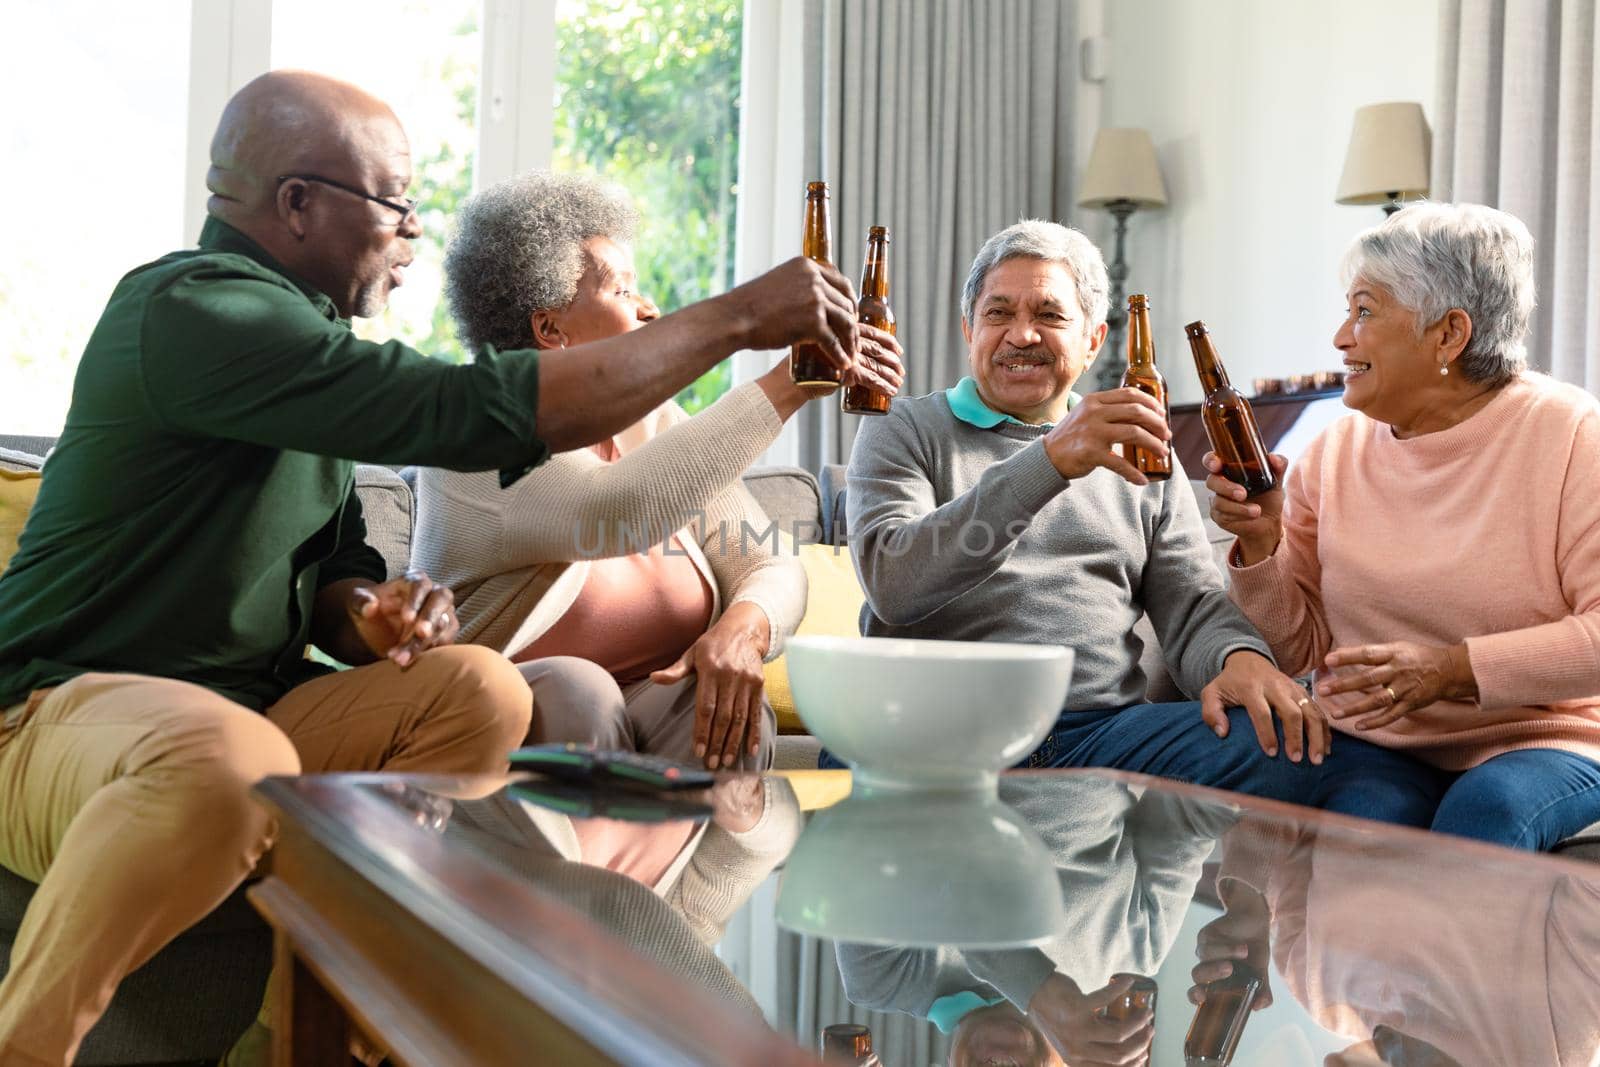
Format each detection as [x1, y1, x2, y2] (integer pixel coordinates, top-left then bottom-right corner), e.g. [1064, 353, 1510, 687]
[1340, 202, 1534, 385]
[961, 219, 1109, 331]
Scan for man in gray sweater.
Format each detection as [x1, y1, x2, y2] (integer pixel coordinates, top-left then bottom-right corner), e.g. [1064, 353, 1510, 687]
[841, 220, 1440, 824]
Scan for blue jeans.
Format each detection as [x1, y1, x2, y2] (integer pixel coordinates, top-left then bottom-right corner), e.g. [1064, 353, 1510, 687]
[1427, 748, 1600, 851]
[819, 701, 1442, 828]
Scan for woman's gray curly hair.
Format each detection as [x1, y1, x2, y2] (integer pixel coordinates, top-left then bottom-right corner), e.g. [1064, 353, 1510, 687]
[1340, 202, 1535, 386]
[445, 170, 638, 353]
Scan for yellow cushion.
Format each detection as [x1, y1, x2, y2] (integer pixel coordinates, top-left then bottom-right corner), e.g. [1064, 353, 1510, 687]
[765, 541, 865, 733]
[772, 768, 853, 810]
[0, 469, 42, 575]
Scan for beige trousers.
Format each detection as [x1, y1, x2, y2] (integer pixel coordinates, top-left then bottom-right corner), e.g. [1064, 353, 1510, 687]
[519, 655, 775, 771]
[0, 645, 531, 1066]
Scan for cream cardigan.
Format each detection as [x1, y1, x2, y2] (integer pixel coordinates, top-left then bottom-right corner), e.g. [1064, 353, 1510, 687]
[410, 381, 806, 662]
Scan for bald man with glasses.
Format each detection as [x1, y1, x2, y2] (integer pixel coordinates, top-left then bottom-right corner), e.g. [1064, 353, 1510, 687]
[0, 69, 866, 1063]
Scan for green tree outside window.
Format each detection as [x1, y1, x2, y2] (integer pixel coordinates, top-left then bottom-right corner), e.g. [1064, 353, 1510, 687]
[553, 0, 742, 413]
[348, 1, 743, 419]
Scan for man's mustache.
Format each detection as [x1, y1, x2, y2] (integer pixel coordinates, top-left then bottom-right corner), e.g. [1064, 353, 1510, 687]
[993, 347, 1051, 364]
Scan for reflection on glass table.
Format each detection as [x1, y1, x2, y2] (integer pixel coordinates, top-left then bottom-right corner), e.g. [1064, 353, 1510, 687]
[251, 766, 1600, 1066]
[1184, 809, 1600, 1067]
[777, 786, 1066, 948]
[774, 771, 1600, 1067]
[452, 772, 799, 954]
[826, 776, 1232, 1067]
[251, 770, 807, 1065]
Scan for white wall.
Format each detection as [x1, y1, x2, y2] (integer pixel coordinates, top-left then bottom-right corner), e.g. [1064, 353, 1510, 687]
[1093, 0, 1439, 404]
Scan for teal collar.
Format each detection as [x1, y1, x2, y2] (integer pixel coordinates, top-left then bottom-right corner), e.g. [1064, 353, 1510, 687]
[944, 376, 1076, 429]
[927, 991, 1006, 1034]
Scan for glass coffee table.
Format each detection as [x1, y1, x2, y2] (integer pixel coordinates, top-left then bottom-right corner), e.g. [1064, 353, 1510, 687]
[250, 767, 1600, 1066]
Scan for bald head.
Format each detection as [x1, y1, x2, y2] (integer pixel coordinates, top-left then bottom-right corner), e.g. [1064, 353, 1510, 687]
[203, 71, 420, 319]
[207, 70, 408, 221]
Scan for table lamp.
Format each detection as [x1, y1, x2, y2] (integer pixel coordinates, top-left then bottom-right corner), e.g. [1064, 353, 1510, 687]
[1079, 127, 1168, 390]
[1336, 102, 1431, 216]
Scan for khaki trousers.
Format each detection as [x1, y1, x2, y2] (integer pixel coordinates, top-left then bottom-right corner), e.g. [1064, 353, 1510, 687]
[0, 645, 531, 1066]
[518, 655, 775, 771]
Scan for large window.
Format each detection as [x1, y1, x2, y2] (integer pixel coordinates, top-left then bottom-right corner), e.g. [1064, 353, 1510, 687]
[1, 1, 192, 435]
[554, 0, 743, 413]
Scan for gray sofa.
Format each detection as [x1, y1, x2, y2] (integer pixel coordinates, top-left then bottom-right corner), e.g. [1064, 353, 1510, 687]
[0, 438, 1594, 1062]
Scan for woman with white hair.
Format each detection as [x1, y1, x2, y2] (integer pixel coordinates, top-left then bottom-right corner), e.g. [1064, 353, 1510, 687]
[1207, 202, 1600, 851]
[411, 170, 903, 772]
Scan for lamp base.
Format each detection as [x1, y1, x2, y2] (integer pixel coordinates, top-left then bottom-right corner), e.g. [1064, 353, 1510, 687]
[1091, 199, 1138, 392]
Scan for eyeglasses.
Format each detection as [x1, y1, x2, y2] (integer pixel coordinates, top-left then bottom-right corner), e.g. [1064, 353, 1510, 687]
[276, 174, 419, 224]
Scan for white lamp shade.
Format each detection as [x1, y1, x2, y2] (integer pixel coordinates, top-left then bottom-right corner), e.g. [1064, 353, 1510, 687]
[1336, 102, 1431, 205]
[1078, 127, 1168, 209]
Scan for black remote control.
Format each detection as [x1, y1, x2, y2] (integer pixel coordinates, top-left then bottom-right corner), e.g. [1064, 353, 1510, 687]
[508, 742, 717, 792]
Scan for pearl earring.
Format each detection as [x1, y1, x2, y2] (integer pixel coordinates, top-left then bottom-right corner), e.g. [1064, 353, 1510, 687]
[1439, 363, 1449, 376]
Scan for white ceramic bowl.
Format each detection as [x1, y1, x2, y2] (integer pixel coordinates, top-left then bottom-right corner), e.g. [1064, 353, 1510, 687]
[776, 789, 1065, 947]
[784, 636, 1074, 790]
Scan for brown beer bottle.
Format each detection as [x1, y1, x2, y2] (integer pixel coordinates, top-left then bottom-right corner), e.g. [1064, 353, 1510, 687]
[790, 181, 843, 391]
[841, 225, 895, 415]
[1100, 975, 1159, 1021]
[1120, 294, 1172, 481]
[820, 1023, 883, 1066]
[1185, 321, 1278, 496]
[1183, 963, 1263, 1066]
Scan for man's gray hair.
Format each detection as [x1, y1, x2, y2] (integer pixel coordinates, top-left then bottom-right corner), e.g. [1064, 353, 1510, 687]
[445, 170, 638, 353]
[960, 219, 1110, 331]
[1340, 202, 1534, 386]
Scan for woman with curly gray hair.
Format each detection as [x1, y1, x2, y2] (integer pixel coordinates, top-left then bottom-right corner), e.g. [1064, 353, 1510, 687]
[412, 170, 903, 772]
[1207, 202, 1600, 851]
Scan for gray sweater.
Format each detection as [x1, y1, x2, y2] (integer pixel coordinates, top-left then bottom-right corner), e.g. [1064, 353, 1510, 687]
[846, 391, 1272, 709]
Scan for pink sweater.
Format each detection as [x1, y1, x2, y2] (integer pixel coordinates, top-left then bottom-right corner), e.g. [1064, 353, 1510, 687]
[1229, 373, 1600, 770]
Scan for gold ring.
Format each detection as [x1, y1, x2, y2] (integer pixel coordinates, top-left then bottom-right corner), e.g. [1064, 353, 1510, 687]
[1296, 697, 1312, 709]
[1383, 685, 1397, 704]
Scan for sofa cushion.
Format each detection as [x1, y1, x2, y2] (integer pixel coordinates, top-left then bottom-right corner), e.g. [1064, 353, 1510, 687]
[740, 466, 823, 544]
[0, 451, 45, 577]
[0, 448, 44, 474]
[763, 542, 866, 732]
[0, 471, 41, 576]
[354, 464, 414, 580]
[0, 438, 54, 460]
[772, 766, 851, 808]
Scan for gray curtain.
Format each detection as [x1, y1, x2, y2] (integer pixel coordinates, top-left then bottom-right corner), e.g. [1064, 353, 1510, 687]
[796, 0, 1081, 471]
[1434, 0, 1600, 390]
